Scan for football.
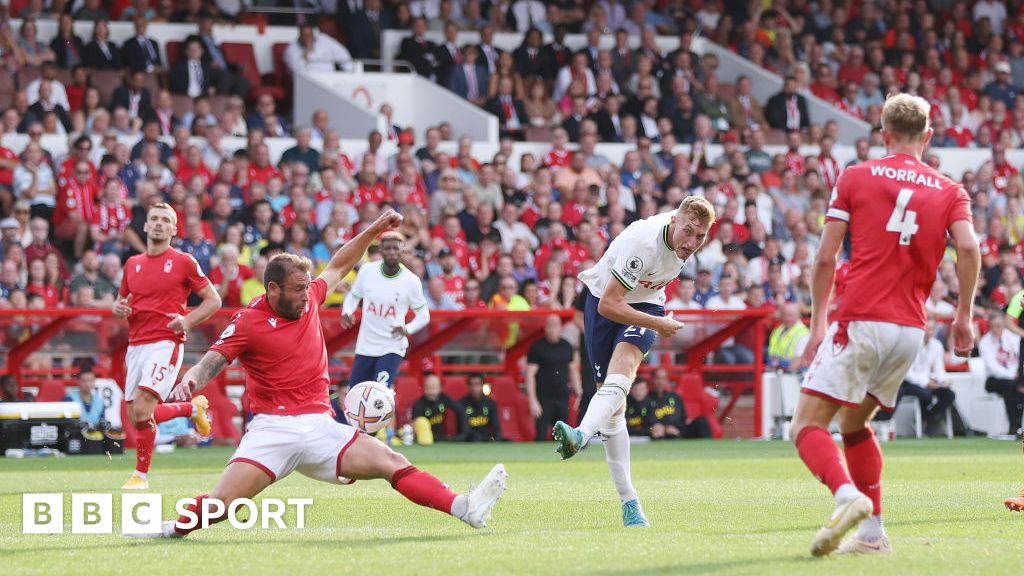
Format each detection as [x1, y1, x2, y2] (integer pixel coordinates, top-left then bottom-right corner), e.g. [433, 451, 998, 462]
[344, 381, 396, 434]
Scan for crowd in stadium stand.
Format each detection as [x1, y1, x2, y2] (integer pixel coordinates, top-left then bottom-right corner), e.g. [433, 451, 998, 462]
[0, 1, 1023, 436]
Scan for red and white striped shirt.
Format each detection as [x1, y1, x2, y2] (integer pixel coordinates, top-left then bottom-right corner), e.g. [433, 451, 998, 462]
[91, 200, 131, 235]
[818, 154, 841, 191]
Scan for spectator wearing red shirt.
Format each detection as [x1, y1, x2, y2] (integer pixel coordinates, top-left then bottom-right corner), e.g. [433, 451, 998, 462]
[542, 127, 572, 170]
[208, 244, 252, 307]
[26, 257, 64, 309]
[461, 279, 488, 309]
[993, 142, 1020, 194]
[177, 145, 213, 189]
[837, 45, 871, 85]
[0, 144, 18, 214]
[817, 136, 841, 193]
[809, 63, 840, 104]
[247, 143, 282, 186]
[54, 159, 98, 258]
[57, 135, 97, 190]
[436, 248, 466, 305]
[90, 177, 131, 255]
[354, 153, 389, 207]
[783, 130, 805, 176]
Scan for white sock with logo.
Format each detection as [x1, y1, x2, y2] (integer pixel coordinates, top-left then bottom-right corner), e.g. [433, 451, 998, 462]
[577, 374, 631, 438]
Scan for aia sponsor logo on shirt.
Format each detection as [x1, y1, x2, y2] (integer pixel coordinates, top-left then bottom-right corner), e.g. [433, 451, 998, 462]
[366, 300, 398, 319]
[637, 279, 671, 290]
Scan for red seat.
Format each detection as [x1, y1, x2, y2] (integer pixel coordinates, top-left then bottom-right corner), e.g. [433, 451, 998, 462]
[221, 42, 286, 101]
[677, 374, 722, 439]
[165, 41, 182, 70]
[443, 375, 467, 400]
[489, 376, 535, 442]
[270, 42, 292, 98]
[393, 376, 421, 427]
[33, 381, 66, 402]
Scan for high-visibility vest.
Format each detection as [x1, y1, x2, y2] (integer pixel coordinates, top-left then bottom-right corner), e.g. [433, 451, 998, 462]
[768, 322, 810, 361]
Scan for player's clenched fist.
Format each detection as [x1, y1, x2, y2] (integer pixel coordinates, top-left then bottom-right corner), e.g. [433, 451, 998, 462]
[375, 209, 404, 230]
[112, 294, 132, 318]
[654, 314, 685, 338]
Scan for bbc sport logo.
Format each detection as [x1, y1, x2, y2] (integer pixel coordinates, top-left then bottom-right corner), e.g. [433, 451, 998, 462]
[22, 493, 314, 534]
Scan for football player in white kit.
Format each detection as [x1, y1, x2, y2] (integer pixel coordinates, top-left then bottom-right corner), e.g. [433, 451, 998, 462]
[341, 231, 430, 388]
[554, 196, 715, 527]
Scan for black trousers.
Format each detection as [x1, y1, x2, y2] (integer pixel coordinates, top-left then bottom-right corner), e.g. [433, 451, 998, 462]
[985, 377, 1024, 434]
[656, 416, 712, 439]
[874, 381, 955, 425]
[535, 396, 569, 442]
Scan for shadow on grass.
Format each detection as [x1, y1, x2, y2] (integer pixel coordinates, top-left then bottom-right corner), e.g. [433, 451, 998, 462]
[1, 532, 470, 555]
[708, 514, 995, 537]
[593, 556, 819, 575]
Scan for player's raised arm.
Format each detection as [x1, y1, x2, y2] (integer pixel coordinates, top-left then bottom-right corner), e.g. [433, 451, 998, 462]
[318, 209, 404, 293]
[800, 218, 847, 365]
[949, 218, 980, 356]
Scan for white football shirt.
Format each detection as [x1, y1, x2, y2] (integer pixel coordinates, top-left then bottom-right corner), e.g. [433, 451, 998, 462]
[578, 211, 685, 306]
[345, 261, 428, 357]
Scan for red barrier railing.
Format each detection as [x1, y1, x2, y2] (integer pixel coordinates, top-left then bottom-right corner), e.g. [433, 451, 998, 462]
[0, 306, 772, 438]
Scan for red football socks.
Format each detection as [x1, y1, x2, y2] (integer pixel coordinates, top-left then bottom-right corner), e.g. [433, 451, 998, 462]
[843, 427, 883, 515]
[133, 419, 155, 475]
[390, 466, 457, 514]
[153, 402, 192, 423]
[795, 426, 853, 494]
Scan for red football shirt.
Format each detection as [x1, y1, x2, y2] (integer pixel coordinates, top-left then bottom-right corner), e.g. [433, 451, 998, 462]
[826, 153, 972, 329]
[210, 278, 332, 416]
[120, 247, 213, 345]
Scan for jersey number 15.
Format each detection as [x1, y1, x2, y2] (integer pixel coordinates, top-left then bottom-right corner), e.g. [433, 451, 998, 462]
[886, 188, 920, 246]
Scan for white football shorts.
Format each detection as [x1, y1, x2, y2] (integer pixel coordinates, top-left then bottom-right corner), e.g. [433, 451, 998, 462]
[801, 320, 924, 410]
[125, 340, 184, 402]
[229, 413, 360, 484]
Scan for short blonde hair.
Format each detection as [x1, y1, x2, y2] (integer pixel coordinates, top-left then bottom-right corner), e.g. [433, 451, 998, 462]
[379, 230, 405, 244]
[677, 195, 716, 227]
[881, 93, 930, 140]
[149, 202, 178, 225]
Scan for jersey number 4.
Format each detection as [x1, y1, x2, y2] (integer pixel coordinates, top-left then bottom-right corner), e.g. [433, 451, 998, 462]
[886, 188, 919, 246]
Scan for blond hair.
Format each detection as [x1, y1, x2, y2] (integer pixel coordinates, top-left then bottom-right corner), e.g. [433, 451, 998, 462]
[677, 195, 716, 227]
[149, 202, 178, 224]
[881, 93, 931, 140]
[379, 230, 405, 244]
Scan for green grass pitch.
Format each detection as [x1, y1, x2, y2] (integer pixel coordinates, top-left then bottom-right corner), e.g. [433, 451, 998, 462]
[1, 438, 1023, 575]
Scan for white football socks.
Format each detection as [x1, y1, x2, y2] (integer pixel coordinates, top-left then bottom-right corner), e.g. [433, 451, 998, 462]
[577, 374, 630, 438]
[857, 515, 886, 541]
[451, 494, 468, 519]
[834, 483, 861, 506]
[601, 411, 638, 503]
